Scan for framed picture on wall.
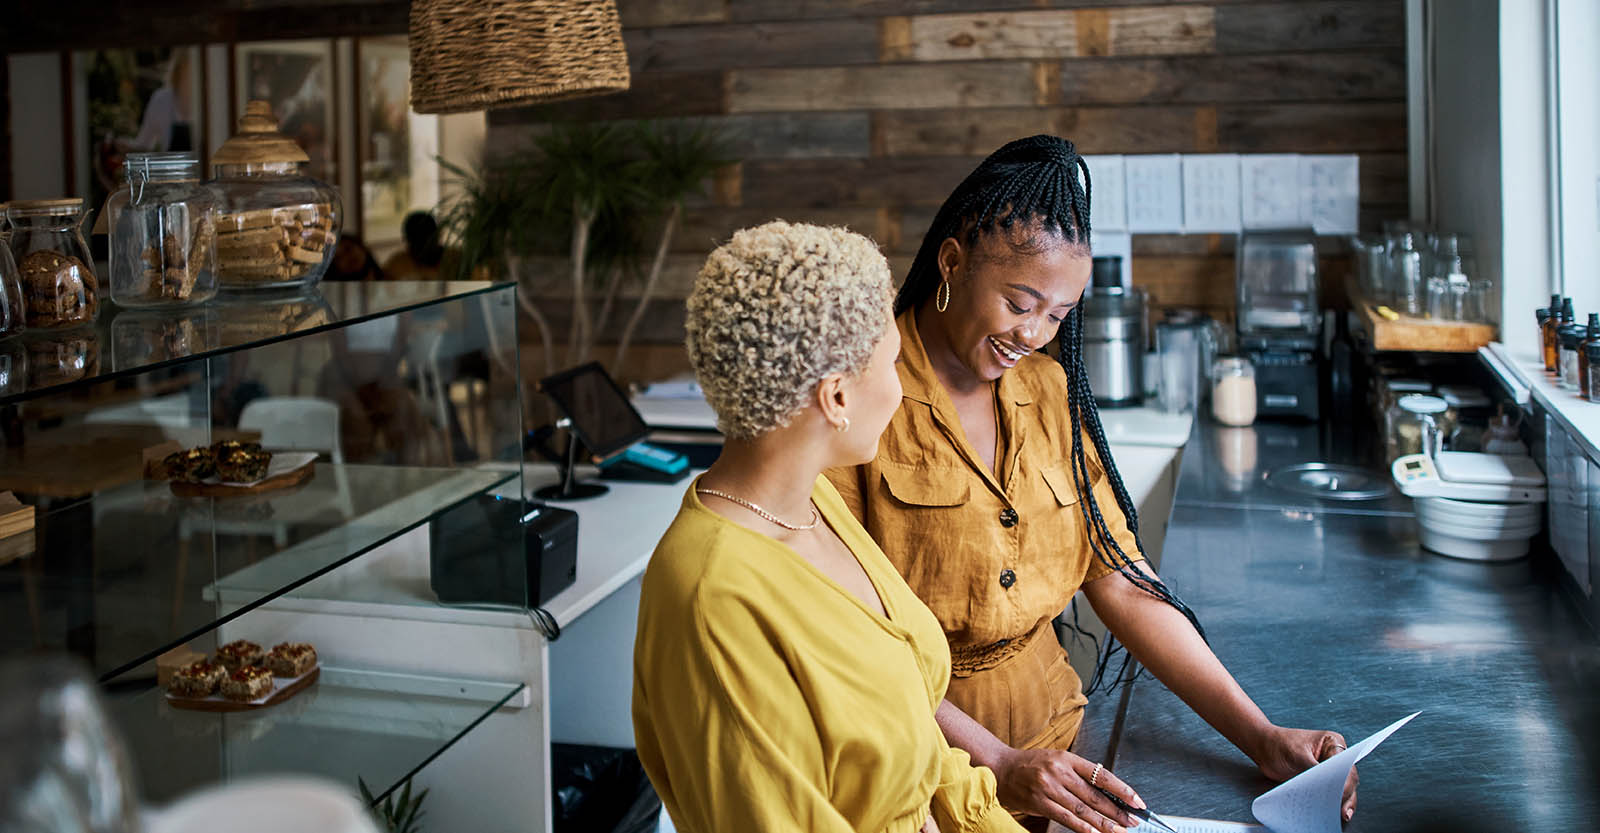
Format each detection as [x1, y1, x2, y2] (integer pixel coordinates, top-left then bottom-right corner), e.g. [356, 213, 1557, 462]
[234, 39, 337, 183]
[357, 36, 439, 249]
[72, 46, 206, 210]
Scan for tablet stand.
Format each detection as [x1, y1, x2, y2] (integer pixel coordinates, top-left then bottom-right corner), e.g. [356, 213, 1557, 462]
[535, 419, 610, 501]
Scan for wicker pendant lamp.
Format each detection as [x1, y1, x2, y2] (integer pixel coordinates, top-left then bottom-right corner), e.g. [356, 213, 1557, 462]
[409, 0, 632, 114]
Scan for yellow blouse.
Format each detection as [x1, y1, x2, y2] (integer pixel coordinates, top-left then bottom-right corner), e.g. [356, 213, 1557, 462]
[826, 311, 1144, 750]
[632, 476, 1021, 833]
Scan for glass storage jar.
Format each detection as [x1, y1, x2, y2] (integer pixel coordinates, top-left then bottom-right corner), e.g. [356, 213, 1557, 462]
[1211, 356, 1257, 426]
[1386, 394, 1453, 463]
[0, 243, 22, 339]
[209, 100, 341, 290]
[5, 199, 98, 329]
[107, 152, 218, 308]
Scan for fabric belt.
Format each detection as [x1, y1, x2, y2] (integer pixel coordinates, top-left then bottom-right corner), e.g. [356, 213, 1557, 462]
[948, 622, 1045, 677]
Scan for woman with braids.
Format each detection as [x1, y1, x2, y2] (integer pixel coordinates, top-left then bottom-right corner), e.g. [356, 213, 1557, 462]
[825, 136, 1357, 833]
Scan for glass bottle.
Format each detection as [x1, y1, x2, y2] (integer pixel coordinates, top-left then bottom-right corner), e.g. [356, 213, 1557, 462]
[5, 199, 98, 329]
[209, 100, 342, 290]
[1580, 313, 1600, 400]
[1587, 342, 1600, 404]
[1389, 232, 1425, 317]
[1543, 294, 1564, 372]
[107, 152, 218, 308]
[1211, 356, 1256, 427]
[1559, 325, 1583, 391]
[1537, 306, 1552, 356]
[0, 244, 21, 339]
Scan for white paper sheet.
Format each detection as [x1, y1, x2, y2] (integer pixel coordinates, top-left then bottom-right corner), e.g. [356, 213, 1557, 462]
[1298, 154, 1360, 235]
[1251, 711, 1421, 833]
[1182, 154, 1242, 233]
[1241, 154, 1303, 229]
[1053, 816, 1263, 833]
[1084, 155, 1128, 232]
[1125, 154, 1184, 233]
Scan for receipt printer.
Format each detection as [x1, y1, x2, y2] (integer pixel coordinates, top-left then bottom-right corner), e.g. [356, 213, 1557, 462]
[429, 494, 578, 607]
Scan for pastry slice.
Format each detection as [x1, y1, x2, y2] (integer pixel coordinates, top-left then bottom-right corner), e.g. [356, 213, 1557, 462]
[216, 639, 263, 670]
[264, 642, 317, 678]
[167, 660, 227, 697]
[220, 665, 275, 702]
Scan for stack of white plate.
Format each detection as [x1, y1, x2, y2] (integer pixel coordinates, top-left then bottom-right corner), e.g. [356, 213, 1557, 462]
[1414, 496, 1543, 561]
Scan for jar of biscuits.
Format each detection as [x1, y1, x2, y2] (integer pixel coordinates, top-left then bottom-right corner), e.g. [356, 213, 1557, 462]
[5, 199, 99, 329]
[107, 152, 218, 308]
[209, 101, 341, 290]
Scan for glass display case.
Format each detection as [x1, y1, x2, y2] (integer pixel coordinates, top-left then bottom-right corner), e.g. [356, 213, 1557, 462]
[0, 281, 526, 805]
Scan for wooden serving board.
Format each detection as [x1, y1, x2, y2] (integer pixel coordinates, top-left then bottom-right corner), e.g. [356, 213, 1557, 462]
[166, 666, 319, 712]
[169, 459, 315, 498]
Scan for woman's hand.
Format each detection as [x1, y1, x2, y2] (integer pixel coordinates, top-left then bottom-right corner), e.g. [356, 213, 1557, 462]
[1252, 726, 1358, 822]
[990, 746, 1142, 833]
[921, 812, 942, 833]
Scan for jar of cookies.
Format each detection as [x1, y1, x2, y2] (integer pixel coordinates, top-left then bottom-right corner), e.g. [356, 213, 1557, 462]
[107, 152, 218, 308]
[5, 199, 99, 329]
[209, 100, 341, 290]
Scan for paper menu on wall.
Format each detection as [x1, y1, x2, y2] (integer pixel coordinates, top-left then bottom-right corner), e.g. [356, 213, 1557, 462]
[1066, 712, 1421, 833]
[1298, 154, 1360, 235]
[1182, 154, 1242, 233]
[1125, 154, 1184, 233]
[1241, 155, 1302, 229]
[1084, 155, 1128, 232]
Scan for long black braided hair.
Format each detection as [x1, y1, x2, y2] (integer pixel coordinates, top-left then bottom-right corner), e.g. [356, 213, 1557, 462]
[897, 135, 1205, 693]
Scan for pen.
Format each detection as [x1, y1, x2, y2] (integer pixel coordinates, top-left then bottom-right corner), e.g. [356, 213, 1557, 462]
[1093, 785, 1180, 833]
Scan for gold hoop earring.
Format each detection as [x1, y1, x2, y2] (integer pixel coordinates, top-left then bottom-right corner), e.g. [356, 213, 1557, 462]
[836, 417, 850, 433]
[936, 279, 950, 313]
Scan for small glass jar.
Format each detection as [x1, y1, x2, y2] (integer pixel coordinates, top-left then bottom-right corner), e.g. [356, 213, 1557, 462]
[0, 243, 22, 339]
[6, 199, 98, 329]
[1587, 342, 1600, 404]
[1386, 394, 1452, 463]
[1559, 326, 1583, 391]
[111, 307, 219, 370]
[108, 152, 218, 308]
[1211, 356, 1257, 426]
[209, 101, 341, 290]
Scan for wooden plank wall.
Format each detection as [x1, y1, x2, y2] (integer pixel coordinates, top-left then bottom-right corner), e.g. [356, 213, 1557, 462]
[488, 0, 1407, 355]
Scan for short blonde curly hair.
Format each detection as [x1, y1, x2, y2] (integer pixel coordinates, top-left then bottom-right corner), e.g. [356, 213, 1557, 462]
[685, 220, 893, 440]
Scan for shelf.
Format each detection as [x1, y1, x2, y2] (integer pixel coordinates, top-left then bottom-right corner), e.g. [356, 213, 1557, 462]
[0, 464, 517, 681]
[1480, 343, 1600, 462]
[105, 665, 526, 805]
[1355, 301, 1497, 353]
[0, 281, 512, 409]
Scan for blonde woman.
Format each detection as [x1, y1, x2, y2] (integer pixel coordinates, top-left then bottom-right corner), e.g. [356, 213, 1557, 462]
[632, 223, 1118, 833]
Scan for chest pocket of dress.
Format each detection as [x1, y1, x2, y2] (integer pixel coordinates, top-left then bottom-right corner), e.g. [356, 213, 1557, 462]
[880, 464, 969, 507]
[1041, 456, 1104, 507]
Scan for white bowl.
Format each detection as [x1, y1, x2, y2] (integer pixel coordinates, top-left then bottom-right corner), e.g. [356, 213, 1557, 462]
[1417, 526, 1532, 561]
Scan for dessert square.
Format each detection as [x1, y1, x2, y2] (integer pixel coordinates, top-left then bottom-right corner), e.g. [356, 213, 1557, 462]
[220, 665, 275, 702]
[167, 660, 226, 698]
[264, 642, 317, 678]
[216, 639, 263, 670]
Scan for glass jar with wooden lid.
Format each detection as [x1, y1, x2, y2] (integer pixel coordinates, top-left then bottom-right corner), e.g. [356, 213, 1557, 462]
[5, 199, 99, 329]
[209, 100, 341, 290]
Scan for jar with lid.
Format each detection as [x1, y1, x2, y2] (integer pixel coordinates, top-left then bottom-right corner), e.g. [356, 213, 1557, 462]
[1587, 342, 1600, 404]
[1211, 356, 1256, 426]
[209, 100, 341, 290]
[1386, 394, 1453, 463]
[0, 243, 22, 339]
[107, 152, 218, 308]
[5, 199, 98, 329]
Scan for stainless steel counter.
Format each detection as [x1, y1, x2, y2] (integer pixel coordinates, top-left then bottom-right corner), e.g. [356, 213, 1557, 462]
[1077, 418, 1600, 831]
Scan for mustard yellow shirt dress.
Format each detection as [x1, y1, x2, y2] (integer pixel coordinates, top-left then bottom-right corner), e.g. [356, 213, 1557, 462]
[632, 476, 1023, 833]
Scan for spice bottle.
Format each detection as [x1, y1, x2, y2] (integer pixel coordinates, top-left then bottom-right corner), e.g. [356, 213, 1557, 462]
[1543, 294, 1564, 373]
[1587, 342, 1600, 404]
[1580, 313, 1600, 400]
[1559, 324, 1583, 391]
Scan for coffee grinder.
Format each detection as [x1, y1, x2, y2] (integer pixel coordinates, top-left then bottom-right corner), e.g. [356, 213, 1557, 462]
[1236, 230, 1321, 420]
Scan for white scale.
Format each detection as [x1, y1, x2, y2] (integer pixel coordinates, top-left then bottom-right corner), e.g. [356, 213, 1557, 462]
[1391, 451, 1546, 503]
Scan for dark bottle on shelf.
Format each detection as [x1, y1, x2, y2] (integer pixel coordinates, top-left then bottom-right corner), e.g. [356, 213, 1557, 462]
[1581, 313, 1600, 400]
[1537, 306, 1553, 359]
[1543, 294, 1565, 372]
